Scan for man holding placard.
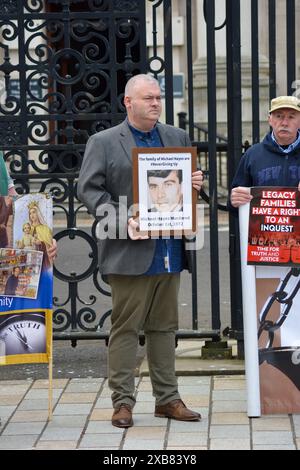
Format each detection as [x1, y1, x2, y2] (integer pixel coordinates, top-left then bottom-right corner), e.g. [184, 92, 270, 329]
[230, 95, 300, 207]
[78, 74, 203, 428]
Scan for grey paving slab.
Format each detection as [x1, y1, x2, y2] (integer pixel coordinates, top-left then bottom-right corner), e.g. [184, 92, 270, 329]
[179, 385, 210, 394]
[177, 376, 211, 385]
[0, 406, 17, 417]
[1, 373, 299, 451]
[253, 444, 296, 450]
[35, 440, 78, 449]
[18, 398, 58, 410]
[212, 400, 247, 413]
[252, 431, 294, 445]
[85, 421, 125, 434]
[59, 392, 97, 403]
[0, 418, 8, 429]
[126, 426, 166, 440]
[46, 415, 88, 428]
[2, 421, 45, 435]
[167, 432, 207, 447]
[89, 408, 112, 421]
[0, 380, 32, 386]
[213, 378, 245, 390]
[68, 378, 103, 384]
[193, 407, 209, 419]
[212, 390, 246, 401]
[94, 397, 114, 408]
[40, 427, 83, 441]
[252, 416, 292, 431]
[130, 413, 168, 427]
[0, 435, 39, 449]
[134, 402, 156, 414]
[292, 415, 300, 425]
[292, 415, 300, 437]
[123, 440, 164, 450]
[167, 446, 207, 450]
[10, 410, 48, 422]
[181, 394, 209, 407]
[25, 389, 63, 400]
[98, 387, 111, 398]
[211, 412, 249, 425]
[65, 380, 103, 393]
[53, 403, 93, 415]
[86, 446, 121, 450]
[32, 379, 68, 389]
[209, 425, 250, 438]
[169, 419, 209, 432]
[0, 395, 25, 406]
[0, 383, 32, 393]
[135, 391, 155, 401]
[214, 374, 245, 381]
[209, 438, 251, 450]
[79, 433, 123, 448]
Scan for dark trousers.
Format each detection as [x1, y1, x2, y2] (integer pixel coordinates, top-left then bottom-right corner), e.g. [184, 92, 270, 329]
[108, 273, 181, 409]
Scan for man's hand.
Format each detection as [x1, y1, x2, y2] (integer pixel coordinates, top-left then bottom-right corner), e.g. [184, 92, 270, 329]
[192, 170, 204, 191]
[128, 218, 149, 241]
[47, 238, 58, 261]
[298, 182, 300, 192]
[230, 186, 253, 208]
[8, 186, 18, 197]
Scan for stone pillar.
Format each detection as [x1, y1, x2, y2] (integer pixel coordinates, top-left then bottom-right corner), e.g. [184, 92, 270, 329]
[192, 0, 270, 142]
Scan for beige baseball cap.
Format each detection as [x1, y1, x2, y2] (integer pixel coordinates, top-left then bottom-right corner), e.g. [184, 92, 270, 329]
[269, 95, 300, 113]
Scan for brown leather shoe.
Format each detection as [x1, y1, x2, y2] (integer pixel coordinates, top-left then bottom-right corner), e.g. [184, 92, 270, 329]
[112, 404, 133, 428]
[155, 399, 201, 421]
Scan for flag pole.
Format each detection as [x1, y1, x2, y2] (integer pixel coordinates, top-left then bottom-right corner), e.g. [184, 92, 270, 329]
[48, 310, 53, 421]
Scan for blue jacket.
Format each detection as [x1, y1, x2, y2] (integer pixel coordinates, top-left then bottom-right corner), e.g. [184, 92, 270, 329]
[231, 132, 300, 189]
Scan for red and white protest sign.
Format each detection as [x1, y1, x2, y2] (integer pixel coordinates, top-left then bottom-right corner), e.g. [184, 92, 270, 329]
[247, 187, 300, 266]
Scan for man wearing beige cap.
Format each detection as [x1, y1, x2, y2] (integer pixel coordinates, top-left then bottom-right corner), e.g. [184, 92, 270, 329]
[230, 95, 300, 208]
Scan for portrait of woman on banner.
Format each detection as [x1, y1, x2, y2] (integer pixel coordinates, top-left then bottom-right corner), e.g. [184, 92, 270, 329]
[27, 201, 52, 270]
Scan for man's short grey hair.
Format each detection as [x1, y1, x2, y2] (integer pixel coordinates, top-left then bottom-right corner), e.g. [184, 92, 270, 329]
[124, 74, 160, 97]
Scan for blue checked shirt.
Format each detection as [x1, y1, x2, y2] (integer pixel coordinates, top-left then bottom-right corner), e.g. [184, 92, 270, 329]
[271, 130, 300, 154]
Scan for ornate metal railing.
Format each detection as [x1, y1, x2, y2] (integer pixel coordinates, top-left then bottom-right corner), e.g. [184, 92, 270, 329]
[1, 1, 297, 352]
[0, 0, 147, 342]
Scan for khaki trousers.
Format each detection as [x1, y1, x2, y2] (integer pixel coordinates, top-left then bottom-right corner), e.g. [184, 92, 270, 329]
[108, 273, 181, 409]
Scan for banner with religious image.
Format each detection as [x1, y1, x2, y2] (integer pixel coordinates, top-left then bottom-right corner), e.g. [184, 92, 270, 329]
[0, 193, 53, 366]
[239, 196, 300, 417]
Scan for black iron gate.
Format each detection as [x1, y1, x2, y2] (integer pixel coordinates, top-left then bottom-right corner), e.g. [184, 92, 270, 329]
[0, 0, 298, 349]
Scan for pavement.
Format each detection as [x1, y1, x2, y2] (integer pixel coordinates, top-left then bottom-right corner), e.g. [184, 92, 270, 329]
[1, 340, 300, 451]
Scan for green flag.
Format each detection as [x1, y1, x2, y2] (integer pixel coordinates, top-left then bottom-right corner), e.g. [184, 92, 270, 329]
[0, 151, 9, 196]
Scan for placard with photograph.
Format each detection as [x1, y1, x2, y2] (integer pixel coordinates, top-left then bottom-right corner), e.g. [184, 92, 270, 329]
[132, 147, 197, 235]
